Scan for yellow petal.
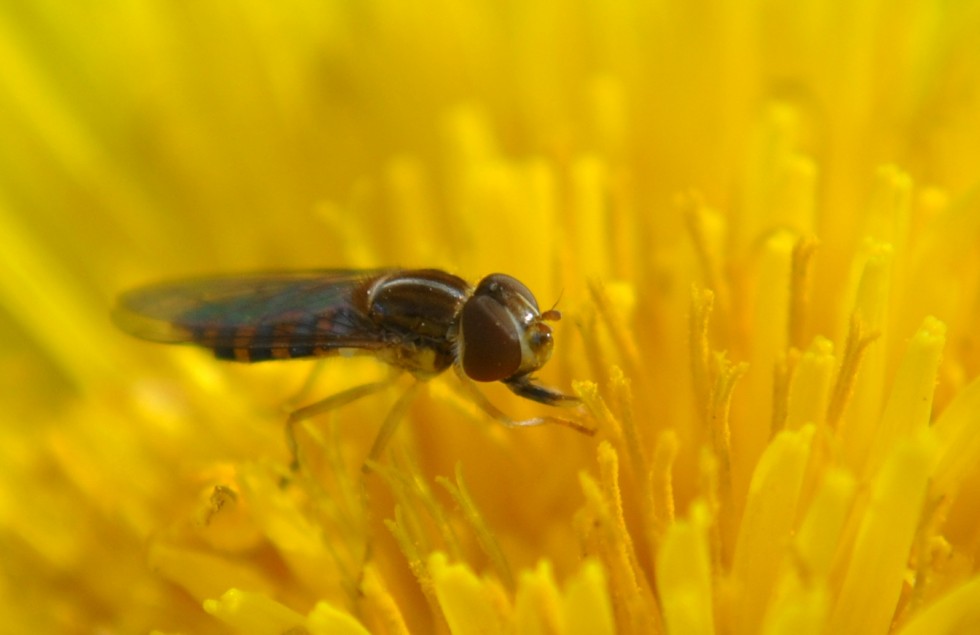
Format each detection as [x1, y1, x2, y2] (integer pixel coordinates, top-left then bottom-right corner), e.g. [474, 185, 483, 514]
[826, 430, 937, 634]
[562, 559, 616, 635]
[307, 601, 374, 635]
[871, 316, 945, 468]
[203, 588, 305, 634]
[513, 561, 563, 635]
[933, 375, 980, 500]
[657, 501, 715, 635]
[429, 552, 507, 635]
[731, 424, 815, 634]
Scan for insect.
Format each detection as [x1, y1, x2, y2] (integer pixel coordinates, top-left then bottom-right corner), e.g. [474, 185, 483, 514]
[113, 269, 591, 467]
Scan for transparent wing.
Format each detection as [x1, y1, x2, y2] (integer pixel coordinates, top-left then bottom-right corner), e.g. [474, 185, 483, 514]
[113, 269, 394, 357]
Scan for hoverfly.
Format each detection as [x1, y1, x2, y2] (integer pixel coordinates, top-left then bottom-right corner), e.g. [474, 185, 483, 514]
[113, 269, 591, 468]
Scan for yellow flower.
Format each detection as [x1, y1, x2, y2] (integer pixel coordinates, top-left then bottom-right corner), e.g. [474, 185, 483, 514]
[2, 1, 980, 633]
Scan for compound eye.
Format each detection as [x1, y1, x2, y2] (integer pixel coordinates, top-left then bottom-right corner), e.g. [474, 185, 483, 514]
[460, 294, 523, 382]
[475, 274, 540, 313]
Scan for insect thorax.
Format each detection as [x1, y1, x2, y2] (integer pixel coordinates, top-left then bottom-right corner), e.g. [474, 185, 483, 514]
[360, 269, 470, 377]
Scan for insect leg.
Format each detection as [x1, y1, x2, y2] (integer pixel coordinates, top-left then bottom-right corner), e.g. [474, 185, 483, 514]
[503, 375, 582, 408]
[453, 367, 595, 436]
[363, 380, 424, 472]
[286, 379, 392, 471]
[281, 359, 328, 412]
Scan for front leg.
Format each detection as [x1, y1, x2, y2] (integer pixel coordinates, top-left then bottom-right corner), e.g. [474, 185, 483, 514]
[503, 374, 582, 408]
[454, 367, 594, 436]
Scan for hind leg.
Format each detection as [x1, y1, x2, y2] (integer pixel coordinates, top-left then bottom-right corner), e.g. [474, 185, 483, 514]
[286, 379, 392, 471]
